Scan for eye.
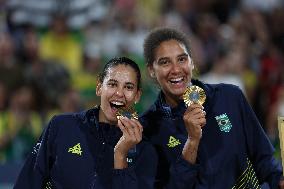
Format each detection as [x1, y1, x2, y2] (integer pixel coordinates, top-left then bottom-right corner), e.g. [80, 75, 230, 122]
[107, 81, 117, 87]
[178, 56, 188, 63]
[125, 84, 135, 90]
[158, 59, 170, 66]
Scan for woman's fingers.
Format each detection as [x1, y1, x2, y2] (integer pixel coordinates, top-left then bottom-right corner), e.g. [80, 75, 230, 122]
[117, 119, 130, 138]
[183, 103, 206, 139]
[131, 119, 143, 133]
[184, 103, 206, 121]
[119, 117, 142, 143]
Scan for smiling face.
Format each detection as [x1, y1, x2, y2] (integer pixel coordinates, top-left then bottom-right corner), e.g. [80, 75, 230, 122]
[96, 64, 141, 124]
[148, 39, 194, 106]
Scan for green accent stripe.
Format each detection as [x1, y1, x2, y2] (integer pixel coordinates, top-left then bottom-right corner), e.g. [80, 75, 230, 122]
[44, 181, 53, 189]
[232, 158, 260, 189]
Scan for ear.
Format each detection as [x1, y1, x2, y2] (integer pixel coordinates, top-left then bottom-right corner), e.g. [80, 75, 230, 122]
[147, 65, 155, 78]
[134, 89, 142, 104]
[96, 82, 102, 96]
[191, 59, 195, 69]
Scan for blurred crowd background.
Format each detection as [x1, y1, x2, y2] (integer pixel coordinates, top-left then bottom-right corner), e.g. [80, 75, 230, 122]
[0, 0, 284, 187]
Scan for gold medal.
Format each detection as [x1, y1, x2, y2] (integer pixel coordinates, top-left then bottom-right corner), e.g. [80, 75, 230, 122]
[183, 85, 206, 107]
[116, 106, 138, 120]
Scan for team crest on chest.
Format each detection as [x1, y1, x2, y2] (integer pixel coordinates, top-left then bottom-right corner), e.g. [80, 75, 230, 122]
[215, 113, 232, 132]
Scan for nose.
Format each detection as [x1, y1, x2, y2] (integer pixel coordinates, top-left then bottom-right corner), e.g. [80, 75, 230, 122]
[115, 87, 124, 97]
[171, 61, 181, 74]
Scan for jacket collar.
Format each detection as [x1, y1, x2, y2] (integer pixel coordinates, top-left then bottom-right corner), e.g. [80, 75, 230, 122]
[75, 106, 122, 146]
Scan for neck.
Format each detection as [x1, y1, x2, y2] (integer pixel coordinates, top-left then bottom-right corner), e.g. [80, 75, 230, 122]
[164, 94, 182, 108]
[98, 109, 117, 125]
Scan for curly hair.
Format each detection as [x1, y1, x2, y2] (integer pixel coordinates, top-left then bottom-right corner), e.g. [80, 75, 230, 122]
[143, 27, 192, 66]
[98, 57, 141, 89]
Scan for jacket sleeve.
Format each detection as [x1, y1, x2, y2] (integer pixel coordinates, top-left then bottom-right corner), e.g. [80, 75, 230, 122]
[14, 117, 57, 189]
[112, 141, 158, 189]
[112, 168, 139, 189]
[239, 88, 282, 189]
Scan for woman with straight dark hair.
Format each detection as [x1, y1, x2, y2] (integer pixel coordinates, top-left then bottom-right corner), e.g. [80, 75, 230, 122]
[15, 57, 157, 189]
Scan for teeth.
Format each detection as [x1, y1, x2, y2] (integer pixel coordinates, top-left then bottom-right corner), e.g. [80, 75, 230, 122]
[110, 101, 125, 110]
[111, 101, 125, 106]
[170, 77, 183, 82]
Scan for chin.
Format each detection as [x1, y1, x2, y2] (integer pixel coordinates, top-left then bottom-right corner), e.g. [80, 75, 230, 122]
[170, 89, 186, 97]
[104, 113, 117, 124]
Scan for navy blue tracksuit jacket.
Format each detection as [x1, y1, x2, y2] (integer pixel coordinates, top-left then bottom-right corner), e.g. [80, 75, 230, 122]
[14, 107, 157, 189]
[140, 79, 282, 189]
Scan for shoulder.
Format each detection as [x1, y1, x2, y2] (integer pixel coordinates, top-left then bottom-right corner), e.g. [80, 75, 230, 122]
[216, 83, 242, 91]
[41, 110, 92, 149]
[194, 79, 244, 100]
[49, 112, 80, 127]
[204, 82, 240, 91]
[209, 83, 243, 98]
[47, 110, 89, 133]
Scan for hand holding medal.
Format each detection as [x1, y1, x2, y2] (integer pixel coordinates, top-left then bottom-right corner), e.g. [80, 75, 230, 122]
[182, 85, 207, 140]
[115, 105, 141, 162]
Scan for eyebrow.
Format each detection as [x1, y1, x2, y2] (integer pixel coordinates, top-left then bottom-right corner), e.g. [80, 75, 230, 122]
[157, 57, 170, 62]
[177, 53, 189, 58]
[107, 79, 118, 83]
[125, 82, 135, 86]
[107, 79, 135, 86]
[157, 53, 189, 62]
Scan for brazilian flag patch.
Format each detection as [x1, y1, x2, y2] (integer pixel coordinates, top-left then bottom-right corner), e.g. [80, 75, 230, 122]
[215, 113, 232, 132]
